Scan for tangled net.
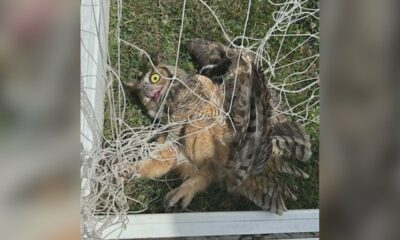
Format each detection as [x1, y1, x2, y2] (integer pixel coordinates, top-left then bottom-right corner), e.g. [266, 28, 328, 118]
[81, 0, 319, 239]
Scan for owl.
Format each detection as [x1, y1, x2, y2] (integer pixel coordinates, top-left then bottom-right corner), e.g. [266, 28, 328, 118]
[123, 39, 311, 214]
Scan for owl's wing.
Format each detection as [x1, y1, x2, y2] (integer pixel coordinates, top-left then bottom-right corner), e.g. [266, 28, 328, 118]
[270, 121, 312, 162]
[219, 50, 273, 190]
[229, 69, 313, 214]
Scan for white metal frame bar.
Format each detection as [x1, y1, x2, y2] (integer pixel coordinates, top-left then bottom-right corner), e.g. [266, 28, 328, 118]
[80, 0, 320, 239]
[81, 0, 109, 151]
[99, 210, 319, 239]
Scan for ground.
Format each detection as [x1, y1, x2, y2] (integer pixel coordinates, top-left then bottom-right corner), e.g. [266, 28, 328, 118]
[105, 0, 319, 213]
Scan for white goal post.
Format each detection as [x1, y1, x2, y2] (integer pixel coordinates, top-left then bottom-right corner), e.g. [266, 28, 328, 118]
[80, 0, 319, 239]
[99, 210, 319, 239]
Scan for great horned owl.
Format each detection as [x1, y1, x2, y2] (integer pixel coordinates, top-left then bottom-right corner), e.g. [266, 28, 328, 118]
[124, 39, 311, 214]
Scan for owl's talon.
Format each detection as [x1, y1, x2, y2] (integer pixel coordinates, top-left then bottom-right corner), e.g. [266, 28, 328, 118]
[164, 188, 178, 209]
[164, 185, 195, 210]
[114, 163, 140, 183]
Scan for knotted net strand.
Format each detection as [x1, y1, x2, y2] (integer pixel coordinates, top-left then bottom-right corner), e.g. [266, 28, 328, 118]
[81, 0, 319, 239]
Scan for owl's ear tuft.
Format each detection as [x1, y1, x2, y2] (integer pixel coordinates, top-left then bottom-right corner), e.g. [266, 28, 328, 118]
[122, 81, 139, 92]
[137, 71, 144, 78]
[151, 52, 165, 66]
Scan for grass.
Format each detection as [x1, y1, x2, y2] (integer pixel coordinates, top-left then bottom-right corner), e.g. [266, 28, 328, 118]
[105, 0, 319, 213]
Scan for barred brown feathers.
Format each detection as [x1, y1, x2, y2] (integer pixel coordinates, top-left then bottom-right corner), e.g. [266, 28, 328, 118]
[236, 172, 295, 215]
[270, 122, 312, 162]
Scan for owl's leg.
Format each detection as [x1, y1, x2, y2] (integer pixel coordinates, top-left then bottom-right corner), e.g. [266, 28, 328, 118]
[119, 146, 177, 181]
[164, 165, 214, 209]
[134, 157, 176, 178]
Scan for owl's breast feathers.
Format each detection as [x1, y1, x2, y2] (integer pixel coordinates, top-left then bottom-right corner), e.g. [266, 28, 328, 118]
[163, 75, 224, 123]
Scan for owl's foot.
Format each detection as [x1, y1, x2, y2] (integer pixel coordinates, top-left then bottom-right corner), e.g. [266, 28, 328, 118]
[164, 184, 195, 210]
[112, 162, 139, 183]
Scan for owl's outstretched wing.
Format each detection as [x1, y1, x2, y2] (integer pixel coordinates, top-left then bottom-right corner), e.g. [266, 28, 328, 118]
[224, 56, 273, 190]
[223, 61, 312, 214]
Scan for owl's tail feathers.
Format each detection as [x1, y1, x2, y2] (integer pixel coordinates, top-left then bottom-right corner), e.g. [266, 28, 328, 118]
[236, 154, 311, 215]
[267, 155, 310, 179]
[270, 122, 312, 162]
[234, 122, 312, 215]
[236, 173, 296, 215]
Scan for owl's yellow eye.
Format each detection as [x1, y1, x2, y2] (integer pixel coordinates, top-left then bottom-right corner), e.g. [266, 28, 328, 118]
[150, 73, 160, 84]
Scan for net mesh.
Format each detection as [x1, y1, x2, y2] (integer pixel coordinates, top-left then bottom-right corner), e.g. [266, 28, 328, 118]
[81, 0, 319, 239]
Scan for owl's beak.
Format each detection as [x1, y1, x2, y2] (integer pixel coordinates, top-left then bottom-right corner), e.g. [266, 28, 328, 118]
[151, 89, 162, 100]
[145, 88, 162, 101]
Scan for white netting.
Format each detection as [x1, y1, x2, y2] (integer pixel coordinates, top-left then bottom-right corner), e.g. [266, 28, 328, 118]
[81, 0, 319, 239]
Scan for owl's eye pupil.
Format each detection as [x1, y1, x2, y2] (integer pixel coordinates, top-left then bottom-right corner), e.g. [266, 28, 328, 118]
[150, 74, 160, 84]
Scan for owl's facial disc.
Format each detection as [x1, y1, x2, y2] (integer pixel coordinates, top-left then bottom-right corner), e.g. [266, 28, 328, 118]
[141, 71, 169, 103]
[133, 65, 174, 119]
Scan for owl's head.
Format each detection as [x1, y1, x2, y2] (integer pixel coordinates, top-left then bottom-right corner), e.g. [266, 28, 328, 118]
[125, 53, 176, 118]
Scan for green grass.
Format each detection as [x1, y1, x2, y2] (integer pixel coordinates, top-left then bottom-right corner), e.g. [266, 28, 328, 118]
[105, 0, 319, 213]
